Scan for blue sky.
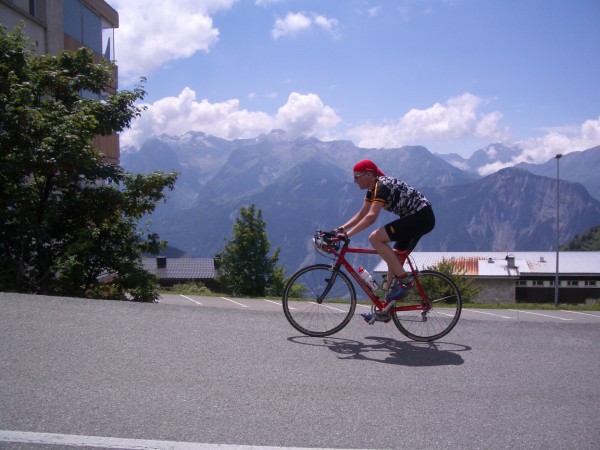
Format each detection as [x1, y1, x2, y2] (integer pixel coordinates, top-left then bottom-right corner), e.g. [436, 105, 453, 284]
[112, 0, 600, 169]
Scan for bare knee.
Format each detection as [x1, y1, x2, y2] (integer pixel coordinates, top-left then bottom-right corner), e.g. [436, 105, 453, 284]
[368, 230, 380, 247]
[369, 228, 388, 248]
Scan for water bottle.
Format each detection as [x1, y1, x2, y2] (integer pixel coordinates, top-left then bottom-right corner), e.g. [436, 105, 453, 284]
[358, 267, 378, 291]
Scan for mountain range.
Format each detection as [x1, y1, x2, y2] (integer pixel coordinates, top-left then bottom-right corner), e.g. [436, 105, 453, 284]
[121, 132, 600, 273]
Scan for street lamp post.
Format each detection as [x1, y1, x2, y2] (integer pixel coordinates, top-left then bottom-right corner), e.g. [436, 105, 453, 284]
[555, 154, 562, 307]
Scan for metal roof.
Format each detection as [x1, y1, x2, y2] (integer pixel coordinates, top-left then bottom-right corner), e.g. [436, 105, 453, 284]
[142, 258, 216, 280]
[373, 252, 600, 277]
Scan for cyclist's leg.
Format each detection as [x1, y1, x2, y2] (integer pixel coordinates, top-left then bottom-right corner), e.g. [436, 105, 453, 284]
[369, 227, 406, 280]
[371, 206, 435, 279]
[389, 238, 418, 283]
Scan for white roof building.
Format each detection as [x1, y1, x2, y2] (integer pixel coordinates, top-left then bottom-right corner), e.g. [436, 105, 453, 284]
[373, 252, 600, 304]
[373, 252, 600, 277]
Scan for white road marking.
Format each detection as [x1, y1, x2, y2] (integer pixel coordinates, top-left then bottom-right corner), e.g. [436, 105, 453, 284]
[180, 294, 202, 305]
[508, 309, 573, 321]
[220, 296, 250, 308]
[309, 302, 346, 312]
[263, 299, 280, 305]
[465, 309, 512, 319]
[264, 298, 295, 310]
[0, 430, 337, 450]
[560, 310, 600, 318]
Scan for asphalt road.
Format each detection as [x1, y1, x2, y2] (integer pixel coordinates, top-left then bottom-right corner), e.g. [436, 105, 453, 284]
[1, 292, 599, 449]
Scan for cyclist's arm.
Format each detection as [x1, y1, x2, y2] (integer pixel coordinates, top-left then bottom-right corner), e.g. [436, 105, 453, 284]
[344, 201, 383, 237]
[339, 200, 370, 231]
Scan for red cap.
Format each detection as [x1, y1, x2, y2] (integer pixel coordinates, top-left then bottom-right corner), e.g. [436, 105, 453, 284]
[353, 160, 384, 177]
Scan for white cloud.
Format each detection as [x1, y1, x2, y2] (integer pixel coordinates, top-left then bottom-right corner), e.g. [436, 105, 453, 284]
[475, 116, 600, 175]
[516, 116, 600, 162]
[348, 93, 509, 148]
[367, 7, 382, 17]
[272, 12, 311, 39]
[313, 15, 340, 38]
[275, 92, 341, 137]
[120, 84, 600, 166]
[255, 0, 280, 5]
[121, 89, 341, 149]
[112, 0, 236, 84]
[271, 11, 339, 39]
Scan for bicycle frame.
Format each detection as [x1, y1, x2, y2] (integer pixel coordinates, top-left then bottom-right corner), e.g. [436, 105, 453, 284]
[326, 240, 429, 314]
[283, 232, 462, 340]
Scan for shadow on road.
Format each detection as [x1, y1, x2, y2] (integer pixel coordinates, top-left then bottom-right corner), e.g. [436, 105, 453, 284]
[288, 335, 470, 366]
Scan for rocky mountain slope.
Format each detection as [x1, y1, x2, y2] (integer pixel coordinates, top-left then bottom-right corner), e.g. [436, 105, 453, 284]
[122, 132, 600, 272]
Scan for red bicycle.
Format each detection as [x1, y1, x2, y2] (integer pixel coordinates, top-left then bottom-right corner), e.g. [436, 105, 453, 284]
[282, 230, 462, 342]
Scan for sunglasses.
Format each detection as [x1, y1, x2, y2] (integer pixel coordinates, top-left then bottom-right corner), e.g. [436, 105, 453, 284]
[353, 172, 368, 180]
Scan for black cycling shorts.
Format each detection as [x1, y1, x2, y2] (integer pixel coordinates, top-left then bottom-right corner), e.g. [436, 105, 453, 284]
[384, 205, 435, 252]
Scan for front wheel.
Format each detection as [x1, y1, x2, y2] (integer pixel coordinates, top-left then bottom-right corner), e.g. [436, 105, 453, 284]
[282, 264, 356, 337]
[392, 270, 462, 342]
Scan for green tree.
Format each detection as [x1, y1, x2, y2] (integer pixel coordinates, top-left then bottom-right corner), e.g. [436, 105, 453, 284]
[428, 258, 481, 303]
[0, 25, 178, 301]
[217, 204, 284, 296]
[561, 224, 600, 251]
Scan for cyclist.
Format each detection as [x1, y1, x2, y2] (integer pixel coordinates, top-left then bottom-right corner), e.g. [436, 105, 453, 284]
[333, 159, 435, 322]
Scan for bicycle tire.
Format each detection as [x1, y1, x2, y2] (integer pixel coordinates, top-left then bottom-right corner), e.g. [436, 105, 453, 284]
[282, 264, 356, 337]
[391, 270, 462, 342]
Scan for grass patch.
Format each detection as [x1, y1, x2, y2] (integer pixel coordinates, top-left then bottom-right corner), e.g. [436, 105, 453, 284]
[162, 282, 212, 296]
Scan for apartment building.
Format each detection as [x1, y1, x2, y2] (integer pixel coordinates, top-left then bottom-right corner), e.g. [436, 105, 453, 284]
[0, 0, 120, 164]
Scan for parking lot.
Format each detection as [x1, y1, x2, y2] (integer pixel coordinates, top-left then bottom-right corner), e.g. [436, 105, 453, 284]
[159, 293, 600, 323]
[2, 292, 599, 449]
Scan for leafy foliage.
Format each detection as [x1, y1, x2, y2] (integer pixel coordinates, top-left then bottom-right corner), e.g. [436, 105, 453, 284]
[216, 204, 284, 296]
[166, 282, 212, 296]
[427, 258, 481, 303]
[561, 224, 600, 251]
[0, 25, 178, 301]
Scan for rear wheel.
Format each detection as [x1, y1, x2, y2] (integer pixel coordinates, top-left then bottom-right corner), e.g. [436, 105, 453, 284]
[392, 270, 462, 342]
[282, 264, 356, 337]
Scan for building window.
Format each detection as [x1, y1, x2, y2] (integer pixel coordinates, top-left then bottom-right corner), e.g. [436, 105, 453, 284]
[532, 280, 544, 286]
[567, 280, 579, 286]
[64, 0, 102, 54]
[516, 280, 527, 286]
[102, 24, 115, 61]
[584, 281, 597, 286]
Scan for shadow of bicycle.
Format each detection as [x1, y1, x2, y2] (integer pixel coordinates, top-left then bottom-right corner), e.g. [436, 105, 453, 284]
[288, 335, 470, 367]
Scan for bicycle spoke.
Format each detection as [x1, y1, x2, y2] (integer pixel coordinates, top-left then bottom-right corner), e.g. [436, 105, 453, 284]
[282, 265, 356, 337]
[392, 271, 462, 341]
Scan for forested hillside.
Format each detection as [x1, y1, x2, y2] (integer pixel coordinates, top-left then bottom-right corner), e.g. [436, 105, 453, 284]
[562, 224, 600, 251]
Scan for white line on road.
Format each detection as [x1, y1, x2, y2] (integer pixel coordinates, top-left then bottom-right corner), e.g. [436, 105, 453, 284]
[560, 310, 600, 318]
[465, 309, 512, 319]
[508, 309, 573, 321]
[180, 294, 202, 305]
[220, 296, 250, 308]
[310, 302, 346, 312]
[264, 298, 295, 310]
[0, 430, 337, 450]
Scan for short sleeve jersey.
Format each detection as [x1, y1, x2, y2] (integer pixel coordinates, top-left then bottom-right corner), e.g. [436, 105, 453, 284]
[366, 176, 431, 217]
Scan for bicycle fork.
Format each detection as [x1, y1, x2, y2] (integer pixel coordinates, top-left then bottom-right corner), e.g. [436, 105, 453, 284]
[317, 265, 342, 304]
